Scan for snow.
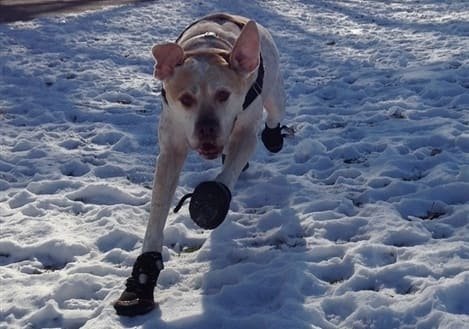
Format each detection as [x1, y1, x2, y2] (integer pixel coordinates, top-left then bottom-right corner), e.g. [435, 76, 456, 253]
[1, 0, 468, 328]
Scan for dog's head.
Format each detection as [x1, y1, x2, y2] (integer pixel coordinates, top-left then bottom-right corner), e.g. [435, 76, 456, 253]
[152, 21, 260, 159]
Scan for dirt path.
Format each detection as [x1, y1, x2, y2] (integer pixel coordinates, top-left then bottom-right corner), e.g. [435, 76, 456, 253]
[0, 0, 140, 23]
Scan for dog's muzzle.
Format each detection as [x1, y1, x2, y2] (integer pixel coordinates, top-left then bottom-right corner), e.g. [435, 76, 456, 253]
[195, 116, 223, 159]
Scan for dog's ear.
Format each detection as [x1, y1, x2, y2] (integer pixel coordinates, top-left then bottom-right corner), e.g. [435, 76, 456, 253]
[230, 21, 260, 74]
[152, 43, 184, 80]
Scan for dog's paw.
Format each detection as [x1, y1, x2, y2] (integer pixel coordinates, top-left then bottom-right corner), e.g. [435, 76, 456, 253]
[261, 123, 284, 153]
[114, 252, 163, 317]
[189, 181, 231, 230]
[114, 297, 155, 317]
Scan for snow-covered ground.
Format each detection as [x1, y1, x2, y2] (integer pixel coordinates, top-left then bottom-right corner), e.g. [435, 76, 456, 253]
[1, 1, 468, 328]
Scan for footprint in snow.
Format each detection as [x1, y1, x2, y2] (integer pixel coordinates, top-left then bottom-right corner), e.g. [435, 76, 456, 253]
[66, 184, 148, 206]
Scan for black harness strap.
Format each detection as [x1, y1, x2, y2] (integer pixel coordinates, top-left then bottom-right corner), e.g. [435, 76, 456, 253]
[161, 87, 168, 104]
[242, 55, 264, 110]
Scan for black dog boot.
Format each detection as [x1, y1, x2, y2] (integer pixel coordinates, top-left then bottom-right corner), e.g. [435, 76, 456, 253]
[190, 181, 231, 229]
[261, 123, 284, 153]
[173, 181, 231, 230]
[114, 252, 164, 316]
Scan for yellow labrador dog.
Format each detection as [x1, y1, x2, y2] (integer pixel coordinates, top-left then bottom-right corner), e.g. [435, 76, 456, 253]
[115, 13, 286, 316]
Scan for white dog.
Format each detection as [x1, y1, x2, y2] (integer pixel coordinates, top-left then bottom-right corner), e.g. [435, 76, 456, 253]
[114, 13, 286, 316]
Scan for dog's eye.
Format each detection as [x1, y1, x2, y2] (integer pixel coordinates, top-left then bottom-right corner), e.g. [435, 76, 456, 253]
[215, 90, 231, 103]
[179, 93, 196, 108]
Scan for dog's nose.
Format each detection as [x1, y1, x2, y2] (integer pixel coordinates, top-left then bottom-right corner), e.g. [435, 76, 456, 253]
[196, 117, 219, 140]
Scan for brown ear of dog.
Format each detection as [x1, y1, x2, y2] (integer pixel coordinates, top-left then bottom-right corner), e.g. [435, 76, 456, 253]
[152, 43, 184, 80]
[229, 20, 260, 74]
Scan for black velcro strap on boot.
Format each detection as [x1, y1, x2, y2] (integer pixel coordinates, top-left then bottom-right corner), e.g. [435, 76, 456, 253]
[189, 181, 231, 230]
[242, 56, 264, 110]
[114, 252, 164, 317]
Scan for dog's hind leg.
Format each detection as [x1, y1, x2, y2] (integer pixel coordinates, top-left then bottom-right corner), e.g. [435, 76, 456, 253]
[261, 74, 286, 153]
[263, 73, 286, 129]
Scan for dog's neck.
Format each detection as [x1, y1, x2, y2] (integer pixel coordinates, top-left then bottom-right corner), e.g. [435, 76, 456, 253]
[176, 14, 244, 53]
[179, 31, 234, 54]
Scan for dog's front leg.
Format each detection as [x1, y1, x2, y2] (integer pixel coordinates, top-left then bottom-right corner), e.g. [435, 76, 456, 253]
[143, 112, 188, 253]
[143, 147, 187, 253]
[216, 104, 262, 190]
[217, 129, 256, 191]
[114, 118, 187, 317]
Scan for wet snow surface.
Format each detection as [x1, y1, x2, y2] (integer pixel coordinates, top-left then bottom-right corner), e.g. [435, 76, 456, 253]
[1, 1, 468, 328]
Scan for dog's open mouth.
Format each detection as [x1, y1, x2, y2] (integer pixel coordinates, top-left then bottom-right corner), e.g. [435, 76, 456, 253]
[198, 143, 222, 159]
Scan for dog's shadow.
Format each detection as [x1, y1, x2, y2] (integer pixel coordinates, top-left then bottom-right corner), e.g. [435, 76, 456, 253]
[124, 176, 310, 329]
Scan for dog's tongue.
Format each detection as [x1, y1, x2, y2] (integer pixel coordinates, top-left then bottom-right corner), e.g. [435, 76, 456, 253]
[199, 143, 220, 159]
